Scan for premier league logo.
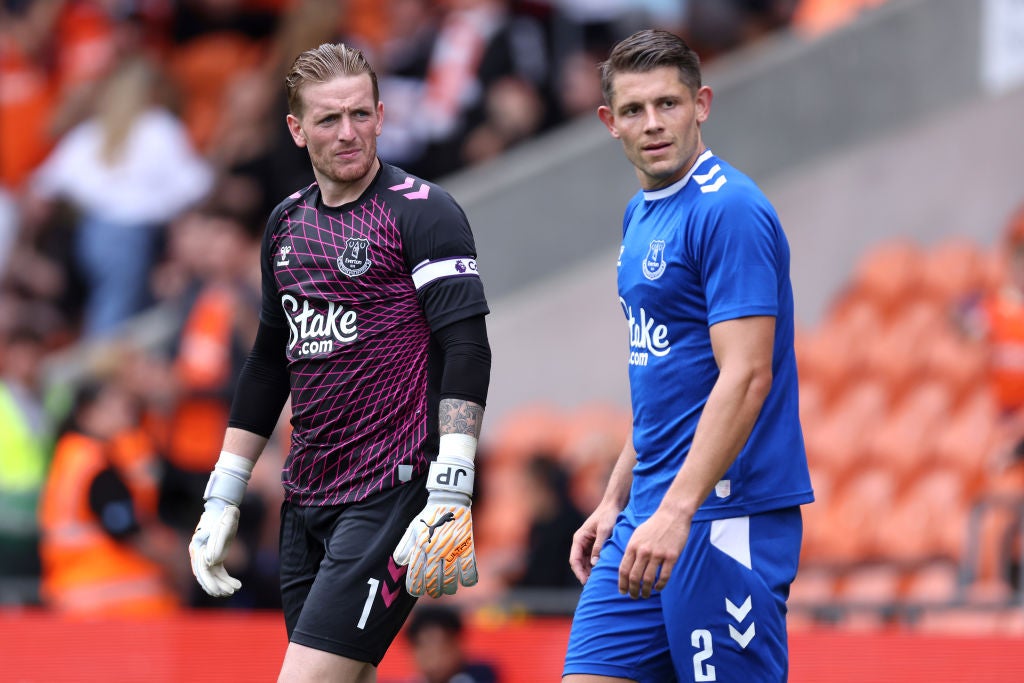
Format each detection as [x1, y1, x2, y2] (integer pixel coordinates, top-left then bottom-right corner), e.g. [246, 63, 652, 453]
[337, 238, 372, 277]
[642, 240, 667, 280]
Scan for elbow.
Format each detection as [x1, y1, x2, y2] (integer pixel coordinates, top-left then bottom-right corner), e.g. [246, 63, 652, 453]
[746, 365, 773, 406]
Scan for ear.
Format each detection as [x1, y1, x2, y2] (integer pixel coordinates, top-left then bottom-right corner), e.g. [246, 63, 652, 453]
[286, 113, 307, 148]
[597, 105, 620, 139]
[375, 101, 384, 137]
[694, 86, 713, 125]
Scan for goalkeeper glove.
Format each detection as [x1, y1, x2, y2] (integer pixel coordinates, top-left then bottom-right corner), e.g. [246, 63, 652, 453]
[393, 434, 479, 598]
[189, 451, 254, 597]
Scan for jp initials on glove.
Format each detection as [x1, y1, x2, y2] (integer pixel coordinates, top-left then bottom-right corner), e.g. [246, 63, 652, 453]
[393, 434, 478, 598]
[189, 451, 254, 597]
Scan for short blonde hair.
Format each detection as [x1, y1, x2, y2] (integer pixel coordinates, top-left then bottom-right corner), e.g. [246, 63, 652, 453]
[285, 43, 379, 116]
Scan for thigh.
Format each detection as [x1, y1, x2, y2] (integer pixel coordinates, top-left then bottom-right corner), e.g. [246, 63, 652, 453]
[288, 479, 429, 666]
[564, 516, 675, 683]
[664, 507, 803, 683]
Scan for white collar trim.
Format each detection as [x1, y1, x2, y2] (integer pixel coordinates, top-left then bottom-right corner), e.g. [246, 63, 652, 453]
[642, 149, 715, 201]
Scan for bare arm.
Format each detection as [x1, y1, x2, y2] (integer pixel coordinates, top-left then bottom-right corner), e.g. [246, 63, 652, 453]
[620, 315, 775, 598]
[438, 398, 484, 439]
[569, 432, 636, 584]
[221, 427, 270, 467]
[600, 436, 636, 510]
[660, 315, 775, 519]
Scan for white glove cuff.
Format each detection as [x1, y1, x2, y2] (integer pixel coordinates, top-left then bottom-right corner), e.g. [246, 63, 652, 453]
[439, 433, 477, 463]
[427, 458, 475, 498]
[204, 451, 255, 507]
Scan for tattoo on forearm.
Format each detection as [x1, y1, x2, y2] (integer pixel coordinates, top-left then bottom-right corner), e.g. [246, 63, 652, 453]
[439, 399, 484, 438]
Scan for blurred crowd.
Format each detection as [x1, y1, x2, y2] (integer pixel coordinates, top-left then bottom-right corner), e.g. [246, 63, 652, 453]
[0, 0, 886, 615]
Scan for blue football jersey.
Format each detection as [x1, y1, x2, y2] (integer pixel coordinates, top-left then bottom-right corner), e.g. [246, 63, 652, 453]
[617, 150, 813, 523]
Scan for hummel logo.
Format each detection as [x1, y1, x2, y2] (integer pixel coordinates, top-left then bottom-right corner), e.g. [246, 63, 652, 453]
[726, 596, 755, 648]
[389, 176, 430, 200]
[277, 245, 292, 266]
[725, 596, 752, 621]
[422, 511, 456, 542]
[694, 163, 727, 194]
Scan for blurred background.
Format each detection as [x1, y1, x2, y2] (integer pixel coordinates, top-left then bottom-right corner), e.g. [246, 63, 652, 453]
[2, 0, 1024, 680]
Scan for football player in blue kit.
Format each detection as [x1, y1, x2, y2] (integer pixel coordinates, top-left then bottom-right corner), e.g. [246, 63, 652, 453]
[563, 29, 814, 683]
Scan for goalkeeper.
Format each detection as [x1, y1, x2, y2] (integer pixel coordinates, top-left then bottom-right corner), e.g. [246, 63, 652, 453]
[188, 43, 490, 682]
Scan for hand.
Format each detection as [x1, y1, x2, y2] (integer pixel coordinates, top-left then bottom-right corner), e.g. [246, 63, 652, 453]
[189, 498, 242, 597]
[188, 451, 254, 597]
[619, 507, 691, 599]
[393, 455, 477, 597]
[569, 502, 622, 585]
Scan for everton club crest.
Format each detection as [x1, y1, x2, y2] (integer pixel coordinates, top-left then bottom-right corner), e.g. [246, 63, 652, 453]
[337, 238, 372, 277]
[642, 240, 667, 280]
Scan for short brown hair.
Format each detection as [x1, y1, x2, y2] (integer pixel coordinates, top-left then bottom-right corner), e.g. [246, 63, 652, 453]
[285, 43, 379, 116]
[600, 29, 702, 105]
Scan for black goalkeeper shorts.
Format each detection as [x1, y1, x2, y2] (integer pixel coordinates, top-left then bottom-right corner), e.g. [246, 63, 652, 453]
[279, 476, 429, 665]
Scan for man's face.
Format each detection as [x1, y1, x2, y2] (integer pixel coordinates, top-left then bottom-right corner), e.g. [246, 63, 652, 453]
[411, 626, 462, 683]
[287, 74, 383, 191]
[598, 66, 711, 191]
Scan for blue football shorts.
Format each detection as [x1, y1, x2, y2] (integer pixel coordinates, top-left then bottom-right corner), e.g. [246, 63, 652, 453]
[564, 506, 803, 682]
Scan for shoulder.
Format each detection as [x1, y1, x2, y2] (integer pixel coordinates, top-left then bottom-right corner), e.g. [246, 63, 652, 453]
[376, 162, 466, 219]
[689, 158, 779, 228]
[691, 157, 769, 209]
[268, 183, 318, 223]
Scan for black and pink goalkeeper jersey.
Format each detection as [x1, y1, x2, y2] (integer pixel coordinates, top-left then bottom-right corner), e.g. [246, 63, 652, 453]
[259, 162, 489, 506]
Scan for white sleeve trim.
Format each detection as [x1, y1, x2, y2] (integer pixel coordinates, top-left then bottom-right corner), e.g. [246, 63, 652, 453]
[411, 257, 480, 290]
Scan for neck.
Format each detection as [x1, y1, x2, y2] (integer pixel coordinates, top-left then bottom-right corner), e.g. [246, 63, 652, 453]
[319, 158, 381, 207]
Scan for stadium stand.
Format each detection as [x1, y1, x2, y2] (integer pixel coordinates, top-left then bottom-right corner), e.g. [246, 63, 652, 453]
[6, 1, 1024, 679]
[788, 230, 1024, 628]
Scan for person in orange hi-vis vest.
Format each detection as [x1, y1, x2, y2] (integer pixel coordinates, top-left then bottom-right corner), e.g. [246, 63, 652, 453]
[960, 204, 1024, 417]
[39, 378, 184, 617]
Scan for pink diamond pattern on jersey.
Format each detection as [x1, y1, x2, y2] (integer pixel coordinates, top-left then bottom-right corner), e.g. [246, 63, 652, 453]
[272, 194, 432, 506]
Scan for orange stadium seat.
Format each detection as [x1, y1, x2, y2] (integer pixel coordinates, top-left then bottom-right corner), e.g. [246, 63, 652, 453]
[788, 565, 838, 605]
[902, 560, 961, 606]
[484, 402, 567, 466]
[861, 298, 946, 400]
[930, 387, 1001, 493]
[981, 246, 1009, 293]
[798, 378, 828, 429]
[802, 376, 889, 481]
[795, 324, 860, 398]
[834, 563, 905, 608]
[861, 380, 953, 485]
[920, 329, 988, 408]
[918, 237, 988, 306]
[847, 239, 925, 323]
[875, 468, 968, 564]
[823, 292, 887, 342]
[820, 466, 899, 563]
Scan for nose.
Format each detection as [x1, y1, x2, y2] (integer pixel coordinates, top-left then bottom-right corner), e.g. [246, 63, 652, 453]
[336, 115, 355, 141]
[642, 105, 663, 133]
